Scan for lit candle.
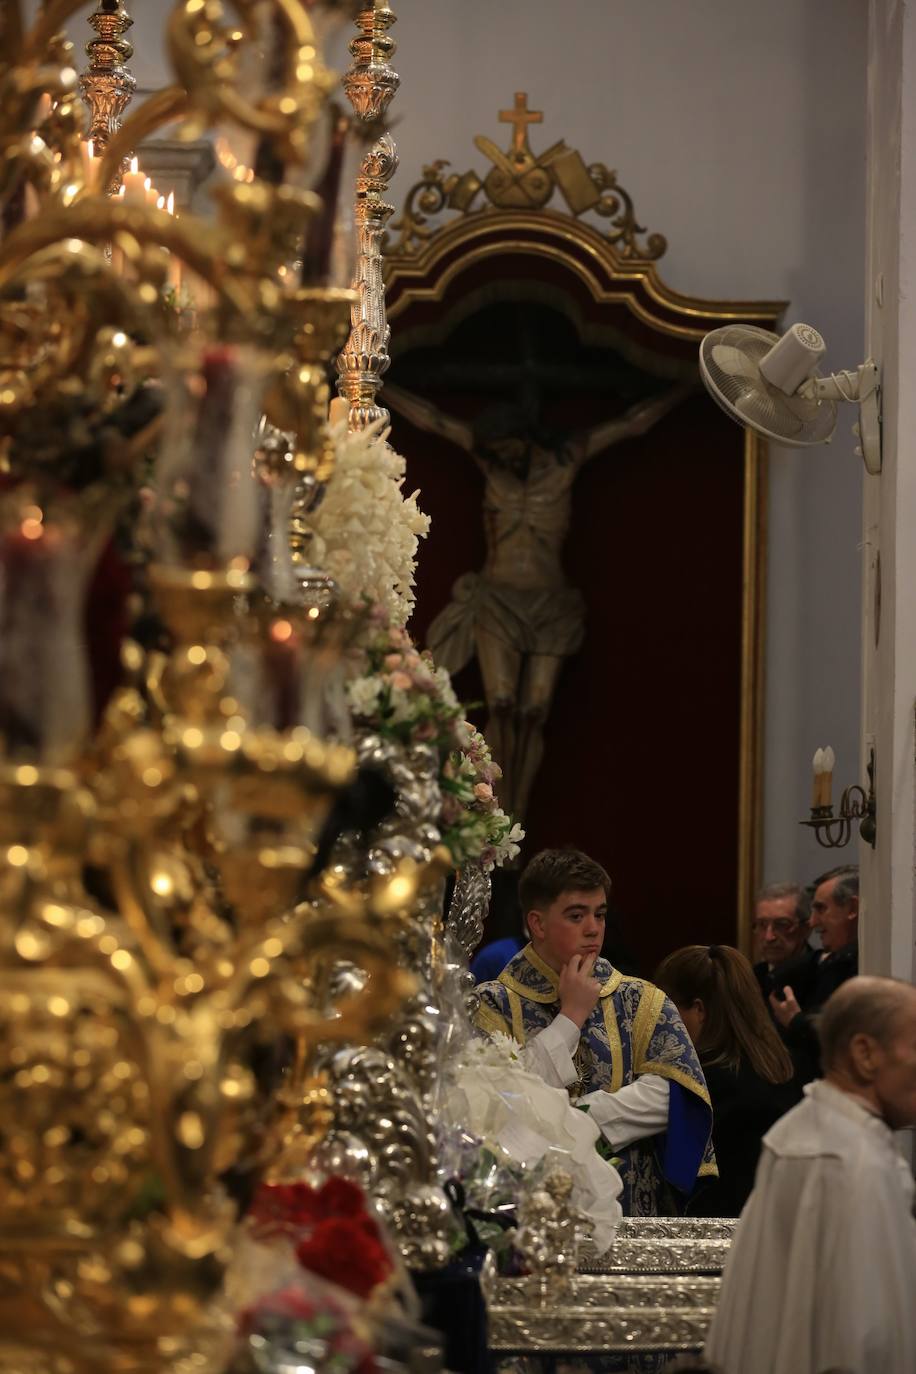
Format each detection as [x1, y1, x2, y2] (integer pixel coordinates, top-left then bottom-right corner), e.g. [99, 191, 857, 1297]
[812, 748, 825, 809]
[822, 745, 835, 809]
[144, 176, 159, 207]
[121, 156, 147, 204]
[78, 138, 101, 192]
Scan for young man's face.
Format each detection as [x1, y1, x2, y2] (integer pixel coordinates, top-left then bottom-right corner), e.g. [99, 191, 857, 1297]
[527, 887, 607, 972]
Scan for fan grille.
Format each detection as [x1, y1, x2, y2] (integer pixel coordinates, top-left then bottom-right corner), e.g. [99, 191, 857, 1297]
[700, 325, 837, 447]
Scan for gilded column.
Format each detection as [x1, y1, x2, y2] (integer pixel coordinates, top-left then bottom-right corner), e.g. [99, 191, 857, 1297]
[336, 2, 400, 430]
[78, 1, 136, 150]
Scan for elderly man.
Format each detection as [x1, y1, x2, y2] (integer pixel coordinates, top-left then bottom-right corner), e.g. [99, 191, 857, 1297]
[769, 867, 859, 1052]
[474, 847, 714, 1215]
[705, 975, 916, 1374]
[752, 880, 816, 1006]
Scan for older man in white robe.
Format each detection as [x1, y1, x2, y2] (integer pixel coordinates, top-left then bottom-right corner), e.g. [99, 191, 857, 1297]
[705, 975, 916, 1374]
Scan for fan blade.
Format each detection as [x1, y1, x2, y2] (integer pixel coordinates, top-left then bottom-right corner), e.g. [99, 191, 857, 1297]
[710, 344, 759, 384]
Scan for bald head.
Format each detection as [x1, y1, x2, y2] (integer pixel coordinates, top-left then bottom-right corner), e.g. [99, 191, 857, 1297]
[819, 976, 916, 1129]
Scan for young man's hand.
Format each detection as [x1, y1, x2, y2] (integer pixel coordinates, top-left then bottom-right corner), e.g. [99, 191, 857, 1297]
[559, 953, 602, 1027]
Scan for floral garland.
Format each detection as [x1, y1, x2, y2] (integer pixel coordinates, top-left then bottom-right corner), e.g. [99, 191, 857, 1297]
[345, 611, 523, 872]
[307, 420, 430, 627]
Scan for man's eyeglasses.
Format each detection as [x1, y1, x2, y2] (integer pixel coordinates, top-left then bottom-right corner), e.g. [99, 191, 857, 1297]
[751, 918, 798, 936]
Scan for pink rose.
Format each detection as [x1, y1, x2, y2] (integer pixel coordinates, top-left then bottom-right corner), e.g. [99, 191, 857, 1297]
[384, 653, 402, 670]
[473, 782, 494, 802]
[390, 671, 413, 691]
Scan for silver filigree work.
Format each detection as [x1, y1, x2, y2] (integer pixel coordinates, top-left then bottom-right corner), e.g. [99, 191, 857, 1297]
[484, 1264, 721, 1353]
[306, 732, 459, 1270]
[446, 860, 492, 962]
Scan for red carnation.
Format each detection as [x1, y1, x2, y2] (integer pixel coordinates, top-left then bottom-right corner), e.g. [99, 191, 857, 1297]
[295, 1216, 393, 1299]
[314, 1176, 367, 1220]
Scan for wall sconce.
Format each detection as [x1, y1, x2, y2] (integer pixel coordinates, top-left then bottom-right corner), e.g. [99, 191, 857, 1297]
[801, 745, 876, 849]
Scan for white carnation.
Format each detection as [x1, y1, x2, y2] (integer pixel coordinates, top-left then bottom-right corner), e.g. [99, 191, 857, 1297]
[306, 419, 431, 625]
[345, 673, 384, 716]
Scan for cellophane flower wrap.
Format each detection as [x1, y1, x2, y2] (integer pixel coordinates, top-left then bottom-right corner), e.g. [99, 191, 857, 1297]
[345, 609, 524, 872]
[442, 1032, 623, 1255]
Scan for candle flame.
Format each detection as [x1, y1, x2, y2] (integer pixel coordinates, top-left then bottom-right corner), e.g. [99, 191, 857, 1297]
[167, 191, 175, 215]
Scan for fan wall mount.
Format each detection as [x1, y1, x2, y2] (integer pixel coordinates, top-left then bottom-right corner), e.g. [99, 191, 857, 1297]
[699, 322, 881, 475]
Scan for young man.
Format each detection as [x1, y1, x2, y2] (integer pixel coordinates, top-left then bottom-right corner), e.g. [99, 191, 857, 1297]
[473, 848, 714, 1215]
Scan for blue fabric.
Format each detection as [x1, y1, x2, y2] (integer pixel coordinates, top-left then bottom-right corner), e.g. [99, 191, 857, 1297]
[470, 936, 524, 984]
[663, 1080, 714, 1194]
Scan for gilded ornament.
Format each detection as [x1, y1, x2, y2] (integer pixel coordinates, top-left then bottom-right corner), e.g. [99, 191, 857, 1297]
[389, 91, 668, 261]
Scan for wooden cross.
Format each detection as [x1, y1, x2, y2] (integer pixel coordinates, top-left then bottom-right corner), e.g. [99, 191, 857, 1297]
[499, 91, 543, 156]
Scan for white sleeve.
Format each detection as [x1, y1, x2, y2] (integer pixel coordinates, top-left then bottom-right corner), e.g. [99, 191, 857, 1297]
[518, 1013, 581, 1088]
[579, 1075, 670, 1149]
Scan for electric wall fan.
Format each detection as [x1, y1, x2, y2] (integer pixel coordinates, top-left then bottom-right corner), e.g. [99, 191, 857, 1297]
[699, 322, 881, 473]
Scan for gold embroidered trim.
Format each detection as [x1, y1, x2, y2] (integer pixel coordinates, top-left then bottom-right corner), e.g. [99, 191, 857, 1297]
[600, 995, 625, 1091]
[697, 1159, 720, 1178]
[632, 985, 665, 1070]
[499, 945, 624, 1003]
[639, 1059, 713, 1109]
[505, 986, 527, 1044]
[474, 1001, 511, 1040]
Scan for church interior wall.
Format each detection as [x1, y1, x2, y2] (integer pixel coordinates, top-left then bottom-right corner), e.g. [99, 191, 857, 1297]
[386, 0, 868, 905]
[60, 0, 868, 912]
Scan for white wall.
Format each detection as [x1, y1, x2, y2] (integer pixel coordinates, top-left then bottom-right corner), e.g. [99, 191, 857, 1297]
[390, 0, 868, 897]
[50, 0, 868, 898]
[861, 0, 916, 982]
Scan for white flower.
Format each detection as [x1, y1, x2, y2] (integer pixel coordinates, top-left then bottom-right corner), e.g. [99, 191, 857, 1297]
[306, 419, 430, 625]
[345, 673, 385, 716]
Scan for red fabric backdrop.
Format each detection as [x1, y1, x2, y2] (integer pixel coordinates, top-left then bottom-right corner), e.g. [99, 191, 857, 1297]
[388, 287, 751, 976]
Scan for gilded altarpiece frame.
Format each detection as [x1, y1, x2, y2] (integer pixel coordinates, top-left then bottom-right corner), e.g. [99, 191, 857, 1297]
[382, 101, 784, 960]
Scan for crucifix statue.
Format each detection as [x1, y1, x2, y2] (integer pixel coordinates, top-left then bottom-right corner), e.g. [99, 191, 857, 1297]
[387, 371, 692, 823]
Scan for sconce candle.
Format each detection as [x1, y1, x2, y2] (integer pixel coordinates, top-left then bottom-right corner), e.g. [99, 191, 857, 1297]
[811, 745, 835, 809]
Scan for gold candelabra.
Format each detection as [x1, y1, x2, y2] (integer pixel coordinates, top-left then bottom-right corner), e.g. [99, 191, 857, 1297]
[79, 0, 136, 152]
[336, 1, 400, 430]
[0, 2, 429, 1369]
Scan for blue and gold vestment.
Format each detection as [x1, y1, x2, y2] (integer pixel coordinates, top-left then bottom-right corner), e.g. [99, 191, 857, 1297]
[475, 944, 715, 1215]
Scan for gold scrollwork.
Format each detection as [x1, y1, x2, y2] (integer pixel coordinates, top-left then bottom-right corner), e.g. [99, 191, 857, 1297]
[388, 92, 667, 261]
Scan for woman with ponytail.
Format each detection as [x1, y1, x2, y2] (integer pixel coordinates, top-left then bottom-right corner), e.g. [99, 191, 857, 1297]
[654, 944, 801, 1215]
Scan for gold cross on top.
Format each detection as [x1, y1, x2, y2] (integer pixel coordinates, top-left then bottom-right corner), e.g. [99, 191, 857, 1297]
[499, 91, 543, 157]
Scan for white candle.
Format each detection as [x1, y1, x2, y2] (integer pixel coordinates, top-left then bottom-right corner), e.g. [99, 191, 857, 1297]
[822, 746, 835, 809]
[812, 748, 825, 809]
[121, 156, 147, 204]
[328, 396, 349, 428]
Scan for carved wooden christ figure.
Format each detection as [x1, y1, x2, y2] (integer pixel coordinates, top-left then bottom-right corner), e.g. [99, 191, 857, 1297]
[387, 381, 691, 822]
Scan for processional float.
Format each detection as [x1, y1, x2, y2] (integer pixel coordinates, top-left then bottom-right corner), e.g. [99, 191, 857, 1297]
[0, 3, 734, 1369]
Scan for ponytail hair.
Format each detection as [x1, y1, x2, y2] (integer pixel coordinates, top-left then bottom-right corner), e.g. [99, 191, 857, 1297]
[654, 944, 794, 1085]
